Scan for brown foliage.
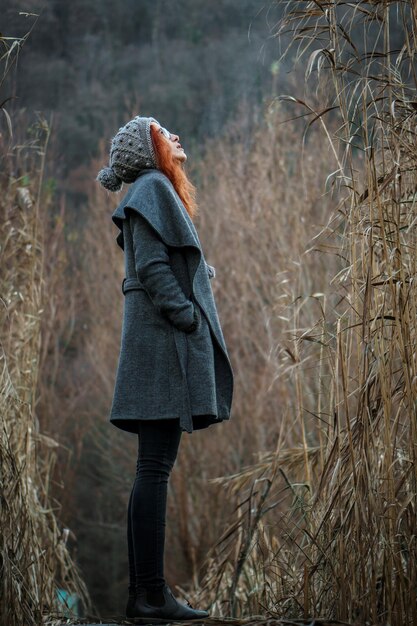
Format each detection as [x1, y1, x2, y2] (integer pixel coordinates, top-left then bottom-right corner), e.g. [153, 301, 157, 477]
[0, 114, 93, 625]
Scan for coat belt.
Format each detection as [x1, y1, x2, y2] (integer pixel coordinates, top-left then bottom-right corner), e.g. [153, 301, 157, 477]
[122, 277, 146, 294]
[121, 276, 194, 434]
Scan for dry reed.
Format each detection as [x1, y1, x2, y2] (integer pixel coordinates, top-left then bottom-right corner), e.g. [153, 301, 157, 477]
[1, 27, 93, 623]
[190, 2, 417, 625]
[31, 2, 416, 623]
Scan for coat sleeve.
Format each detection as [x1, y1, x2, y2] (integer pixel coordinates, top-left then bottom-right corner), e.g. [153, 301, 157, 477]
[129, 211, 201, 333]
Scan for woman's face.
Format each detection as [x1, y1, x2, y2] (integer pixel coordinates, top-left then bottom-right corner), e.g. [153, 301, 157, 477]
[150, 121, 187, 163]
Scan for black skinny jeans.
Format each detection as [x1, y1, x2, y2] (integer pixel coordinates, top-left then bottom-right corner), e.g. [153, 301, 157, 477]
[127, 418, 182, 594]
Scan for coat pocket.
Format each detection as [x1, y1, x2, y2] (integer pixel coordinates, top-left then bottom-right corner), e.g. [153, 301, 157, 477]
[182, 295, 203, 334]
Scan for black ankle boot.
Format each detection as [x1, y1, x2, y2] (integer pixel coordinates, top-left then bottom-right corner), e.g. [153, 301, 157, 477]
[125, 586, 164, 618]
[130, 583, 209, 624]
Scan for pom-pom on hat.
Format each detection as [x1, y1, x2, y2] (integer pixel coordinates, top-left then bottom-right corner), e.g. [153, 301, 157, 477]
[97, 115, 159, 192]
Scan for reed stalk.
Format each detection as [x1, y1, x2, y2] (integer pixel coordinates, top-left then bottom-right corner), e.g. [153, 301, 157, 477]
[194, 2, 417, 624]
[0, 26, 92, 626]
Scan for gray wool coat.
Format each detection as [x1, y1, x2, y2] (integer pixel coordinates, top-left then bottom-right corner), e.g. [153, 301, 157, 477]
[109, 168, 234, 434]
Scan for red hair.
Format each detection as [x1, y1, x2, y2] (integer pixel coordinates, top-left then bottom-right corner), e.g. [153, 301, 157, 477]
[150, 124, 198, 221]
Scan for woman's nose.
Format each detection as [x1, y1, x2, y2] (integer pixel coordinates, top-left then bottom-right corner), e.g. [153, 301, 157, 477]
[171, 132, 179, 142]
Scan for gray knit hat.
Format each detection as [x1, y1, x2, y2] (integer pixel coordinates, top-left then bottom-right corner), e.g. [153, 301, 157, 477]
[96, 116, 160, 192]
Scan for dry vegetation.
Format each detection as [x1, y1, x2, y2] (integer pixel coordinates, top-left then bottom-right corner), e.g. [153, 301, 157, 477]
[186, 2, 416, 625]
[2, 1, 416, 625]
[0, 120, 93, 624]
[0, 23, 94, 626]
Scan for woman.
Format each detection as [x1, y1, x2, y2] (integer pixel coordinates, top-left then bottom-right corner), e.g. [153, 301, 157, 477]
[96, 115, 234, 623]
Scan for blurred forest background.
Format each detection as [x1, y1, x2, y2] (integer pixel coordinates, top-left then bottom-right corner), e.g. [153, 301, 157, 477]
[4, 0, 285, 197]
[1, 1, 417, 625]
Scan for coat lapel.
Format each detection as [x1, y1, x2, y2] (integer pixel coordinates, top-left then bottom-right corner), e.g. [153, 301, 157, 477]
[112, 169, 200, 251]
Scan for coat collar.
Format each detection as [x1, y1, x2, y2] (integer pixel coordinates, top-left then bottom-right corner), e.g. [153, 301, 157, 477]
[111, 169, 202, 252]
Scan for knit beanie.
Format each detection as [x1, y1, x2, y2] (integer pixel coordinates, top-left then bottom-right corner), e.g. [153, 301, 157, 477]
[97, 116, 159, 192]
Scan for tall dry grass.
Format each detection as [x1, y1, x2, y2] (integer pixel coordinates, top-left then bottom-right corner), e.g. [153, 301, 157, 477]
[0, 26, 93, 623]
[32, 2, 416, 622]
[189, 2, 417, 625]
[7, 3, 416, 624]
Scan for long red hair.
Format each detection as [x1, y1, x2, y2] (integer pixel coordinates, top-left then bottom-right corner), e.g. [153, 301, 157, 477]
[150, 124, 198, 221]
